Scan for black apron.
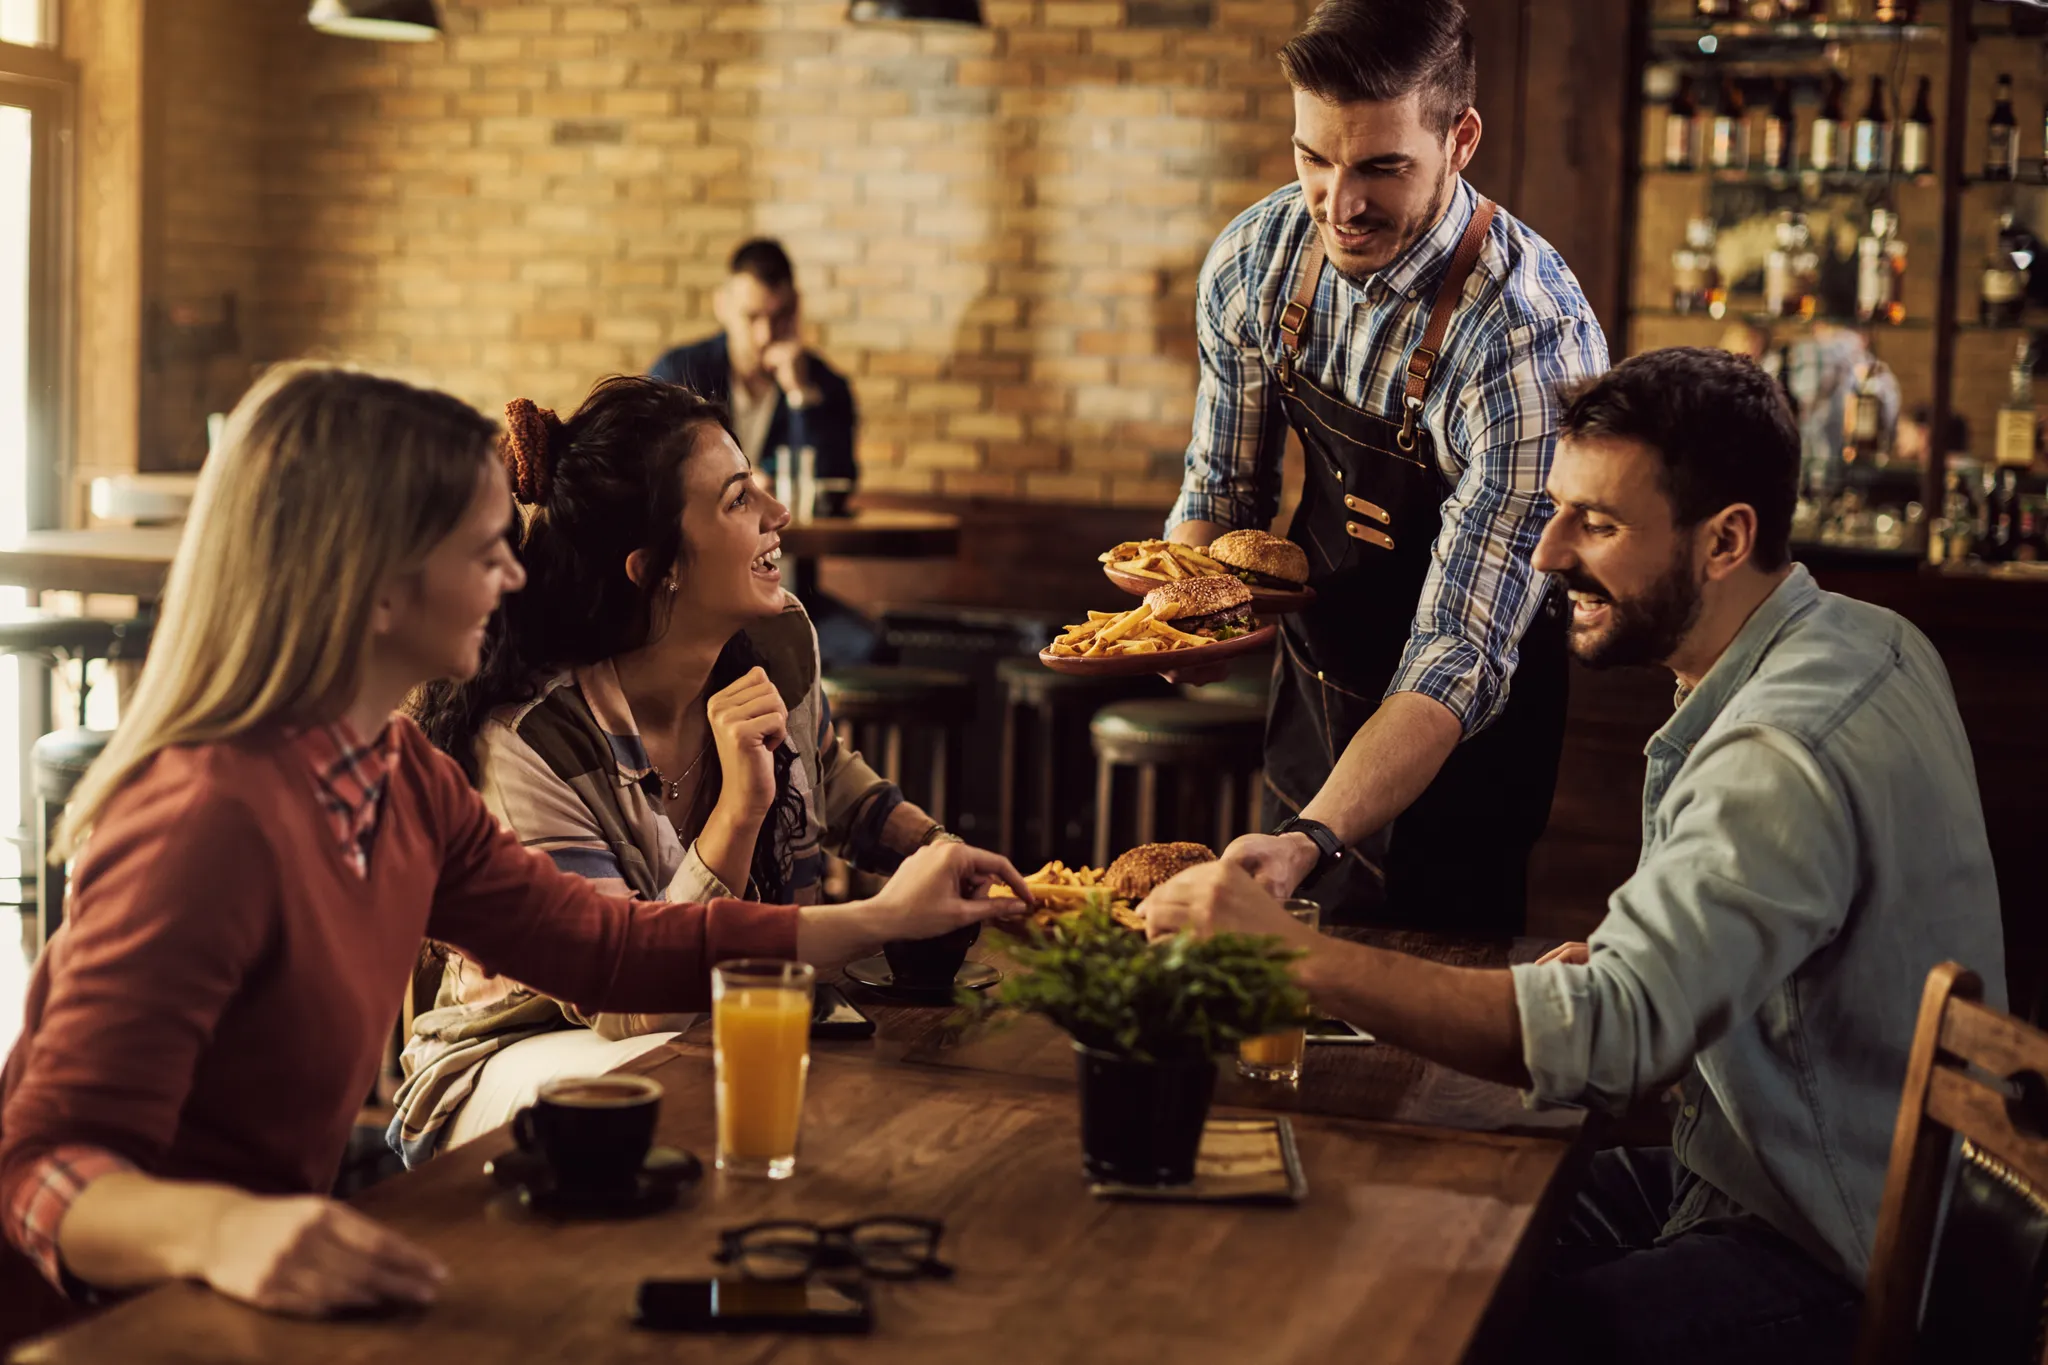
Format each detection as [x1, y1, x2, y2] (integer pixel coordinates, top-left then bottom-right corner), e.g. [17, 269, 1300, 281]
[1260, 200, 1568, 934]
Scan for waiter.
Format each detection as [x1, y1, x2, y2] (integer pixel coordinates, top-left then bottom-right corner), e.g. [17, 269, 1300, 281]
[1170, 0, 1609, 932]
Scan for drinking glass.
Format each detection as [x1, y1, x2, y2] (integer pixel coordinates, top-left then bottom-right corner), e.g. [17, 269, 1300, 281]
[1236, 899, 1321, 1083]
[713, 960, 816, 1179]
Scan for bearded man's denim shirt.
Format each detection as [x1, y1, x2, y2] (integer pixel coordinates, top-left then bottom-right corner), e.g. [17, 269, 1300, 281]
[1512, 566, 2004, 1284]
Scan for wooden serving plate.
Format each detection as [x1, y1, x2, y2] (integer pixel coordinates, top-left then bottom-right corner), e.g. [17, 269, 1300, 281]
[1102, 565, 1316, 614]
[1038, 622, 1278, 677]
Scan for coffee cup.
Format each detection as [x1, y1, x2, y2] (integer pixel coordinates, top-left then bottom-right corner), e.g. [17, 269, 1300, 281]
[510, 1073, 662, 1192]
[882, 922, 981, 990]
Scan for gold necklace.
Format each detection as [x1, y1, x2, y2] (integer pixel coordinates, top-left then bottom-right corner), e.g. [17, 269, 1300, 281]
[653, 737, 713, 804]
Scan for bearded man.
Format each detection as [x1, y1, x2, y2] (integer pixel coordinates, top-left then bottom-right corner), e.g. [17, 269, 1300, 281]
[1145, 347, 2005, 1364]
[1171, 0, 1609, 932]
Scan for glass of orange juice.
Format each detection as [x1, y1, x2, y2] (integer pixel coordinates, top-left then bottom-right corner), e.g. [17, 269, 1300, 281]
[713, 959, 815, 1179]
[1236, 899, 1321, 1084]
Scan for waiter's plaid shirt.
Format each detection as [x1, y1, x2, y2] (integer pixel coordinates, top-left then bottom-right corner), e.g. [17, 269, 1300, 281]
[1167, 178, 1609, 734]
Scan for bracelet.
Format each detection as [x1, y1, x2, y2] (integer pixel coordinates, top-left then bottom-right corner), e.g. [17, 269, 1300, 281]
[916, 821, 954, 847]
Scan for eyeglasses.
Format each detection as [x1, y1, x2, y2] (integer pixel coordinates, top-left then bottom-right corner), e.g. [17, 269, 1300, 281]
[713, 1217, 953, 1282]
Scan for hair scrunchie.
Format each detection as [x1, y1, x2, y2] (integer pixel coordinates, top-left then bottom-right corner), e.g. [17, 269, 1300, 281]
[500, 397, 564, 507]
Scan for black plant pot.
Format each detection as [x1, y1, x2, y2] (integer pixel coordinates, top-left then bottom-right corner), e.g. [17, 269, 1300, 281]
[1073, 1043, 1217, 1186]
[882, 921, 981, 990]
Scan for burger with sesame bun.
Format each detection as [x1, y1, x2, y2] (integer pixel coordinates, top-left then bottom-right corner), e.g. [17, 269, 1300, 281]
[1105, 841, 1217, 902]
[1206, 529, 1309, 593]
[1143, 576, 1257, 642]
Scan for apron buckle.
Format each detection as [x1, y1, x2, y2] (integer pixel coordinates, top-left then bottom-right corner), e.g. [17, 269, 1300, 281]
[1397, 395, 1423, 452]
[1277, 345, 1295, 393]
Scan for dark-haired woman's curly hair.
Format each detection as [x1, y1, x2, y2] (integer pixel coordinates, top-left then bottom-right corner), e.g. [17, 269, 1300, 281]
[412, 374, 804, 902]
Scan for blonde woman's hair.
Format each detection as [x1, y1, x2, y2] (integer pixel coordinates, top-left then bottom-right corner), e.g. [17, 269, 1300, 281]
[54, 362, 499, 858]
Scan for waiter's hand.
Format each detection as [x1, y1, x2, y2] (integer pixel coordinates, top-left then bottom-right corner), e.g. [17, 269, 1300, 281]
[1143, 861, 1315, 946]
[1221, 831, 1321, 900]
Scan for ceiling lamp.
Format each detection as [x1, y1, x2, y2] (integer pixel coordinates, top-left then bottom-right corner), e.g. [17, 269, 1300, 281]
[307, 0, 444, 41]
[848, 0, 985, 23]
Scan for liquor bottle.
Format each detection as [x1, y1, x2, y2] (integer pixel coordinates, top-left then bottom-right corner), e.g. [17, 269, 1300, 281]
[1664, 76, 1701, 171]
[1811, 74, 1845, 172]
[1694, 0, 1734, 15]
[1927, 470, 1976, 566]
[1987, 74, 2019, 180]
[1984, 466, 2025, 561]
[1672, 217, 1721, 315]
[1777, 0, 1812, 15]
[1856, 208, 1905, 323]
[1761, 79, 1796, 172]
[1852, 75, 1891, 173]
[1841, 362, 1888, 466]
[1995, 337, 2038, 471]
[1710, 78, 1749, 170]
[1765, 211, 1796, 317]
[1899, 76, 1934, 176]
[1874, 0, 1917, 21]
[2019, 501, 2044, 562]
[1982, 207, 2034, 326]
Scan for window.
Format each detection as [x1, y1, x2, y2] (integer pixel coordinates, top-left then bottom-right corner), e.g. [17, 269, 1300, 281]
[0, 32, 73, 998]
[0, 0, 48, 49]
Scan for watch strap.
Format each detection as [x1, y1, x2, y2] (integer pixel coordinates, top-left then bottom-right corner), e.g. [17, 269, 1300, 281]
[1273, 815, 1343, 883]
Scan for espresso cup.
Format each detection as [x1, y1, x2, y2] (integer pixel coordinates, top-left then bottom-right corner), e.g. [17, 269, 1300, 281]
[882, 921, 981, 990]
[511, 1074, 662, 1193]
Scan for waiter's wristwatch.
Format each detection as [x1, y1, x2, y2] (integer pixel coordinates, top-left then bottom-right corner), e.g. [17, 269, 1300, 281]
[1271, 815, 1344, 886]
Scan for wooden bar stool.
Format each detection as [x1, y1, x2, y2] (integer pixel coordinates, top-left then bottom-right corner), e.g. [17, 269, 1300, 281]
[2, 613, 152, 924]
[820, 665, 975, 825]
[1089, 699, 1266, 868]
[31, 727, 110, 955]
[1176, 648, 1275, 712]
[995, 658, 1166, 870]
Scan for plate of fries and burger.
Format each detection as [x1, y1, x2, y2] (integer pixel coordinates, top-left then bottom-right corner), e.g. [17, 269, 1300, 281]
[989, 842, 1216, 936]
[1098, 530, 1315, 614]
[1039, 576, 1277, 677]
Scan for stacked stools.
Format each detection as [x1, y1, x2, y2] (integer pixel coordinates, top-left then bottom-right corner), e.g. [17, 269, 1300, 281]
[1089, 698, 1267, 867]
[995, 658, 1166, 871]
[0, 611, 152, 933]
[30, 728, 109, 952]
[4, 612, 153, 952]
[819, 665, 976, 825]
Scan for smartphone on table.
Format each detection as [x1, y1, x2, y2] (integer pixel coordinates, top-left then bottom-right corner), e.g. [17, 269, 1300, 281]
[1305, 1017, 1375, 1044]
[634, 1277, 873, 1334]
[812, 983, 876, 1040]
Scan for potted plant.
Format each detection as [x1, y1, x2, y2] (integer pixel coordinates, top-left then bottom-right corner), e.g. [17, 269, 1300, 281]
[976, 903, 1311, 1186]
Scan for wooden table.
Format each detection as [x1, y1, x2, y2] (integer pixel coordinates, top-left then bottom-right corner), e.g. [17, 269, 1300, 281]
[0, 528, 181, 600]
[13, 934, 1590, 1365]
[776, 509, 961, 601]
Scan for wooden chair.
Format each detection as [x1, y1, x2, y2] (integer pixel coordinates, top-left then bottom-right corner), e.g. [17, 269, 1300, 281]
[1859, 962, 2048, 1364]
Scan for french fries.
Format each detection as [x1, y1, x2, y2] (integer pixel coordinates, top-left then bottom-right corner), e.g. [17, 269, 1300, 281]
[1046, 599, 1221, 659]
[1099, 539, 1230, 583]
[990, 861, 1145, 933]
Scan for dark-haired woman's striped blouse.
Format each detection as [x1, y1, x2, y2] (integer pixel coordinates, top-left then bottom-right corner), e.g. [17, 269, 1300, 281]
[391, 599, 916, 1164]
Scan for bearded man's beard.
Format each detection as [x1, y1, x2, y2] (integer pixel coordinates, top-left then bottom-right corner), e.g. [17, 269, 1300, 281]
[1560, 546, 1704, 671]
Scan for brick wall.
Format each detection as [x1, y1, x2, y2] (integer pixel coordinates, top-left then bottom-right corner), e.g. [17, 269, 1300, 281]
[191, 0, 1315, 507]
[139, 0, 279, 471]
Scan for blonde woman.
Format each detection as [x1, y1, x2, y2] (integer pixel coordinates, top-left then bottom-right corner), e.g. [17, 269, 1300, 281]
[0, 363, 1026, 1318]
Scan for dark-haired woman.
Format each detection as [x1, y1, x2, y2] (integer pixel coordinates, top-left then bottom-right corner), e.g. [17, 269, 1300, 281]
[394, 376, 952, 1163]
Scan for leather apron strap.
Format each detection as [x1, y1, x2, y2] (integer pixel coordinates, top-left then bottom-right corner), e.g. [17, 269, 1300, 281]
[1272, 197, 1500, 450]
[1398, 197, 1496, 451]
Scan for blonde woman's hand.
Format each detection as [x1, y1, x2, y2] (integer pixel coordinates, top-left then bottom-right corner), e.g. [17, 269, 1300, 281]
[202, 1191, 446, 1317]
[705, 667, 788, 822]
